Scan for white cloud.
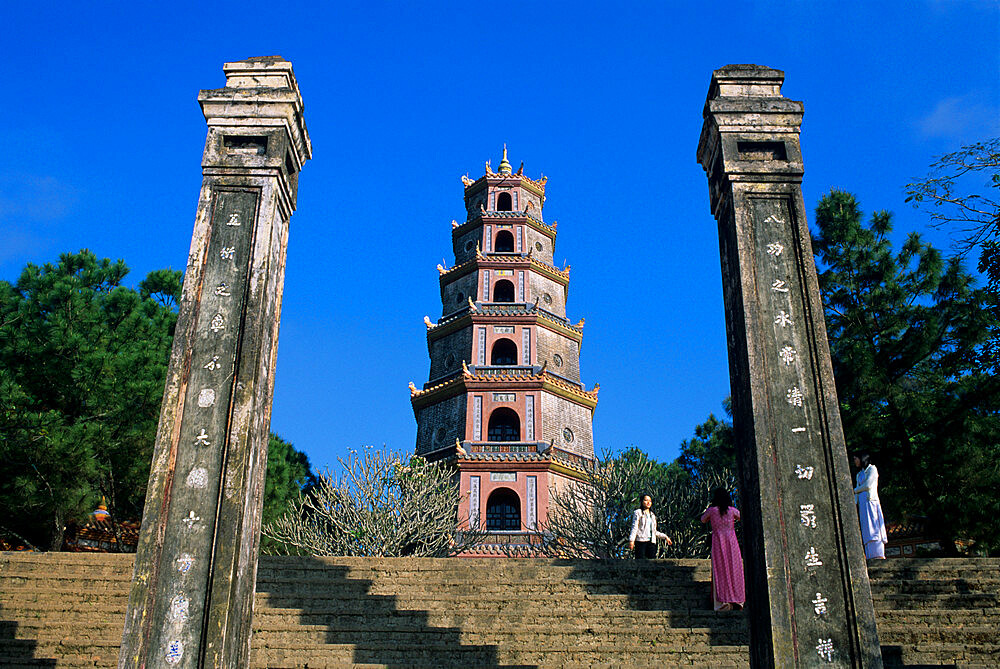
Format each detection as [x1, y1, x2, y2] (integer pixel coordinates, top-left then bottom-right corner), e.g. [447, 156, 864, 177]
[917, 93, 1000, 141]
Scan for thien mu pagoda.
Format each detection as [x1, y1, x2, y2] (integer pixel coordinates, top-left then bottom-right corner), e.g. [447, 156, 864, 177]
[410, 147, 598, 554]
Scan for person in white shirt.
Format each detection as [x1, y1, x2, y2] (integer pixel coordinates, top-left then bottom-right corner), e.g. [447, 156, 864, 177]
[628, 494, 673, 559]
[853, 452, 887, 560]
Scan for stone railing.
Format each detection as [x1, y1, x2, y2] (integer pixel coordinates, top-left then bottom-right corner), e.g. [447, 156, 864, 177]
[467, 441, 549, 454]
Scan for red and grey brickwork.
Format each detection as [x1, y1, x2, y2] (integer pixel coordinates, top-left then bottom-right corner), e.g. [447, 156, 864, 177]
[410, 148, 598, 554]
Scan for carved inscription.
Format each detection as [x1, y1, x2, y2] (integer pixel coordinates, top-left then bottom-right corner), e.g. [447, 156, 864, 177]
[752, 196, 848, 662]
[149, 188, 258, 667]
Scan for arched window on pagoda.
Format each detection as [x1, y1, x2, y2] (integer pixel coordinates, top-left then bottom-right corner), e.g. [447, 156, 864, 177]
[488, 407, 520, 442]
[493, 279, 515, 303]
[490, 338, 517, 366]
[495, 230, 515, 252]
[485, 488, 521, 531]
[496, 192, 513, 211]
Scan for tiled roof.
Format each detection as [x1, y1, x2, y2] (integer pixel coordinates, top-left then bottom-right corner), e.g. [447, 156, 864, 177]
[452, 210, 556, 237]
[410, 367, 598, 407]
[462, 172, 548, 193]
[437, 252, 569, 283]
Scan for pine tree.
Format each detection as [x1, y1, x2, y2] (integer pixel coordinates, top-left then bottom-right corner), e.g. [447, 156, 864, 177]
[813, 190, 1000, 554]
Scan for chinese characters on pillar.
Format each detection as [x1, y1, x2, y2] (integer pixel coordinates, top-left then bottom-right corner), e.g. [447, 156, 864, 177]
[760, 202, 838, 662]
[159, 190, 256, 666]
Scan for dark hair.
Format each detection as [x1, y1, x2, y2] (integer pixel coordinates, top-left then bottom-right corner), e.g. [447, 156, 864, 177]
[854, 452, 871, 468]
[711, 488, 732, 516]
[638, 493, 653, 507]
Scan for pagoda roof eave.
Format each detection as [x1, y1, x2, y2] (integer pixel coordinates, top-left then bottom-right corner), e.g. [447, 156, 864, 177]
[463, 172, 547, 198]
[438, 254, 569, 286]
[452, 211, 556, 239]
[426, 309, 584, 344]
[409, 371, 598, 411]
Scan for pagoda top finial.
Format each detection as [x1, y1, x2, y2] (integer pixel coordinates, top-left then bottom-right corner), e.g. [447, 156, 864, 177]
[498, 144, 512, 175]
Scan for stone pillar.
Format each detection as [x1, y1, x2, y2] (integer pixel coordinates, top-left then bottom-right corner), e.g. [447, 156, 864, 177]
[696, 65, 881, 668]
[119, 56, 311, 669]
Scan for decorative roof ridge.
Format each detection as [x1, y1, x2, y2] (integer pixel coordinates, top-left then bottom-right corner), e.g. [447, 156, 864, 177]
[459, 366, 598, 400]
[409, 376, 463, 397]
[437, 253, 569, 281]
[536, 308, 584, 333]
[426, 305, 583, 340]
[542, 372, 600, 400]
[460, 172, 548, 192]
[454, 210, 555, 234]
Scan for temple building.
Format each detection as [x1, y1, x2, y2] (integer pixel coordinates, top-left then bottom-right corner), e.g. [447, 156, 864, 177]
[410, 148, 598, 553]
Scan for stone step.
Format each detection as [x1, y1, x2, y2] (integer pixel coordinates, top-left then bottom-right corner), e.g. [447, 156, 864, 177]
[3, 553, 998, 669]
[250, 626, 749, 647]
[875, 607, 1000, 624]
[251, 608, 749, 629]
[879, 621, 1000, 644]
[248, 642, 752, 669]
[869, 578, 1000, 595]
[255, 595, 709, 613]
[880, 641, 1000, 668]
[871, 592, 1000, 609]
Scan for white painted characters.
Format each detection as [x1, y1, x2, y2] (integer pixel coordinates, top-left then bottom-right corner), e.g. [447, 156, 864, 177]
[779, 346, 797, 366]
[799, 504, 817, 528]
[786, 386, 804, 407]
[795, 464, 815, 480]
[804, 546, 823, 567]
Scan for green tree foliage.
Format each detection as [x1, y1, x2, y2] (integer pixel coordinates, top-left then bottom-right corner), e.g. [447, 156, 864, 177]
[0, 251, 180, 550]
[263, 433, 317, 527]
[814, 190, 1000, 554]
[674, 404, 736, 484]
[0, 250, 314, 551]
[260, 433, 317, 554]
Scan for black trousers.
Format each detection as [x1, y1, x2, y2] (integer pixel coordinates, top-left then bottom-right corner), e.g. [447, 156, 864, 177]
[633, 541, 656, 559]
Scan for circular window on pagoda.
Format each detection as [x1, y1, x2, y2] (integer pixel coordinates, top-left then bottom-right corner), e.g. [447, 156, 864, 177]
[535, 241, 543, 252]
[465, 240, 476, 252]
[563, 428, 574, 443]
[434, 428, 446, 444]
[445, 353, 456, 367]
[543, 293, 553, 305]
[553, 354, 563, 368]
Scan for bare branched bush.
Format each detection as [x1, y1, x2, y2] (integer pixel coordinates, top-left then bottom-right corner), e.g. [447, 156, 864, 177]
[536, 449, 739, 560]
[263, 446, 483, 557]
[656, 467, 738, 558]
[539, 451, 653, 559]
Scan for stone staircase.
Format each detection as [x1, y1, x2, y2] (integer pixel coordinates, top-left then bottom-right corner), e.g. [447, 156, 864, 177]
[0, 553, 996, 668]
[868, 558, 1000, 668]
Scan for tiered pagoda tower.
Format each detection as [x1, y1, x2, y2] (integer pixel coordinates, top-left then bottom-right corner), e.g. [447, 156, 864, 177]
[410, 148, 598, 552]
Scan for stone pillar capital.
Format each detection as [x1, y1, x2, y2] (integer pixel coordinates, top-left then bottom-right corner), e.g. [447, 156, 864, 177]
[198, 56, 312, 173]
[698, 64, 805, 219]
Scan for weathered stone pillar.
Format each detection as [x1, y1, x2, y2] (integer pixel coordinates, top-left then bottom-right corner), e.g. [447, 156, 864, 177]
[696, 65, 881, 667]
[119, 56, 311, 669]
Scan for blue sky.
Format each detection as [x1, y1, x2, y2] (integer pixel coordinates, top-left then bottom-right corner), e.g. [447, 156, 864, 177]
[3, 2, 998, 469]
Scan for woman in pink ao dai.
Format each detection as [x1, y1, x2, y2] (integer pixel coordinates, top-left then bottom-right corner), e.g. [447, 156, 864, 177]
[700, 488, 745, 611]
